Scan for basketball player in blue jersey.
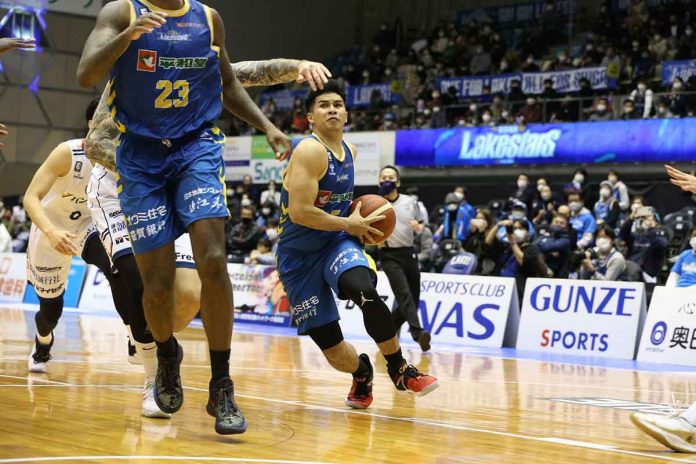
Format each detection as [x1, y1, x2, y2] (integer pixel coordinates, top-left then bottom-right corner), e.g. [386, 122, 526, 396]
[278, 80, 439, 409]
[77, 0, 291, 434]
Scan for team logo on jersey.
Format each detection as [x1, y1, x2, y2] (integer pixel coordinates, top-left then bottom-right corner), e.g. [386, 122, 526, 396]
[74, 161, 83, 173]
[314, 190, 332, 207]
[137, 49, 157, 73]
[139, 7, 148, 15]
[157, 30, 191, 42]
[158, 56, 208, 70]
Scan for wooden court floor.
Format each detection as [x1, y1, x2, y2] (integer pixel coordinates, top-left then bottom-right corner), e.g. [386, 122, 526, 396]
[3, 306, 696, 463]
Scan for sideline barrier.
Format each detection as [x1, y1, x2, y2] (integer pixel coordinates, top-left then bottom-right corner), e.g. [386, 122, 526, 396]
[337, 272, 520, 348]
[0, 253, 28, 303]
[517, 278, 647, 359]
[637, 286, 696, 366]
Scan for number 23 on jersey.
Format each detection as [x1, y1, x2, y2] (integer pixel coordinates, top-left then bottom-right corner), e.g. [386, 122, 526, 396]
[155, 80, 190, 109]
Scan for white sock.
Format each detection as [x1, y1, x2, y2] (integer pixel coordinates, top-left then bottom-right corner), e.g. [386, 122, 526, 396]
[682, 402, 696, 426]
[36, 332, 53, 345]
[135, 341, 157, 381]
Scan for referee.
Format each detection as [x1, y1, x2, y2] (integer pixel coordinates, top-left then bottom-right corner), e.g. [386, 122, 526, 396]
[377, 165, 431, 352]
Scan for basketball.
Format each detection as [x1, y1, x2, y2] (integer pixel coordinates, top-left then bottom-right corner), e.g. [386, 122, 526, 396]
[349, 194, 396, 244]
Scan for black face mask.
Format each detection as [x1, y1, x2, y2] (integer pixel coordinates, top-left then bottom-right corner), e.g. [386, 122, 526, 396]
[242, 217, 252, 225]
[378, 181, 397, 196]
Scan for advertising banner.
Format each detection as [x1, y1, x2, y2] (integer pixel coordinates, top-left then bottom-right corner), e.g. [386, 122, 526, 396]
[24, 257, 86, 307]
[228, 263, 291, 327]
[224, 136, 251, 182]
[517, 279, 646, 359]
[662, 60, 696, 86]
[0, 253, 27, 303]
[395, 118, 696, 167]
[637, 286, 696, 366]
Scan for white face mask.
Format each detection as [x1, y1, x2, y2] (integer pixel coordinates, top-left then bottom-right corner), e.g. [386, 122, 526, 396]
[241, 198, 252, 207]
[266, 228, 278, 241]
[511, 211, 526, 221]
[471, 218, 487, 231]
[596, 237, 612, 253]
[570, 201, 582, 213]
[600, 188, 611, 199]
[537, 184, 545, 192]
[691, 237, 696, 250]
[541, 192, 552, 201]
[453, 191, 464, 200]
[262, 207, 271, 216]
[513, 229, 528, 243]
[608, 176, 618, 185]
[517, 180, 529, 189]
[574, 174, 585, 184]
[596, 104, 607, 112]
[482, 113, 491, 122]
[637, 84, 646, 92]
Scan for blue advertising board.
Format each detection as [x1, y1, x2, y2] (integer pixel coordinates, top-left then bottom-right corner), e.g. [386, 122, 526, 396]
[395, 118, 696, 167]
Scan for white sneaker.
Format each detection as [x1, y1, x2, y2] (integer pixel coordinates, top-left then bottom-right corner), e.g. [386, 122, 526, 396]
[141, 380, 171, 419]
[631, 412, 696, 453]
[28, 335, 53, 373]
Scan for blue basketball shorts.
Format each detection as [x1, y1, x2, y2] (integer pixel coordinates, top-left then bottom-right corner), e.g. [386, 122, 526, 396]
[277, 236, 376, 335]
[115, 125, 229, 254]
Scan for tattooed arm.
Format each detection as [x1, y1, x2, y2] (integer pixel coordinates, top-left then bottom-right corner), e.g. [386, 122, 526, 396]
[232, 59, 331, 90]
[84, 85, 120, 172]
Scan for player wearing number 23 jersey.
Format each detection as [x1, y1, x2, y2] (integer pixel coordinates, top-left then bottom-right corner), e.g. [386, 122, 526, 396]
[108, 0, 227, 254]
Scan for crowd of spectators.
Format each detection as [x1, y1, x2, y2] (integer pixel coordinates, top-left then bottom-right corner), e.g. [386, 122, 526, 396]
[222, 0, 696, 135]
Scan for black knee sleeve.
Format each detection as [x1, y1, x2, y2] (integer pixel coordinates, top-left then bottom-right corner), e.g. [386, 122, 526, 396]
[306, 320, 344, 350]
[338, 267, 396, 344]
[113, 254, 153, 344]
[35, 294, 64, 337]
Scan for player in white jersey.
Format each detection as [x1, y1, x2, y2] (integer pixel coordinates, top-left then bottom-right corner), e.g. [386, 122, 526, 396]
[24, 100, 132, 375]
[85, 58, 332, 419]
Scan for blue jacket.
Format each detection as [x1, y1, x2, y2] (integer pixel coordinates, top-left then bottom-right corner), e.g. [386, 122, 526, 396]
[443, 201, 476, 241]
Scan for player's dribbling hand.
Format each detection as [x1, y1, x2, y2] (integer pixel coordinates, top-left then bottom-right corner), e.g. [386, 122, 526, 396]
[266, 127, 292, 161]
[0, 38, 35, 55]
[346, 201, 385, 243]
[127, 12, 167, 41]
[296, 60, 332, 91]
[666, 164, 696, 194]
[47, 229, 79, 256]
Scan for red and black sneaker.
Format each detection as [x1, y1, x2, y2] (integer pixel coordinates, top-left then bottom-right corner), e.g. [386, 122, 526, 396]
[391, 362, 439, 397]
[345, 353, 374, 409]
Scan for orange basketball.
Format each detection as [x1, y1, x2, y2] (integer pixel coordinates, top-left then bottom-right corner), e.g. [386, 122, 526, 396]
[349, 194, 396, 244]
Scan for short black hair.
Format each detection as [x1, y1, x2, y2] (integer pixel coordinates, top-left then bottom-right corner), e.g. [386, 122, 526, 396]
[305, 79, 347, 112]
[86, 97, 100, 123]
[380, 165, 400, 180]
[597, 224, 616, 240]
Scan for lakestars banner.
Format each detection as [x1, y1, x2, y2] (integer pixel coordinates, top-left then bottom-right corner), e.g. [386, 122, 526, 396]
[662, 60, 696, 86]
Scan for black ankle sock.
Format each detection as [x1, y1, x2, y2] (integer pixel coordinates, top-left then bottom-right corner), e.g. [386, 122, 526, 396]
[352, 356, 370, 378]
[156, 336, 177, 358]
[210, 349, 231, 382]
[384, 349, 405, 373]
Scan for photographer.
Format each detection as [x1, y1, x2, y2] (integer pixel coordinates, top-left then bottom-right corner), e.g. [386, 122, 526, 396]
[620, 206, 668, 282]
[580, 226, 626, 281]
[537, 214, 573, 278]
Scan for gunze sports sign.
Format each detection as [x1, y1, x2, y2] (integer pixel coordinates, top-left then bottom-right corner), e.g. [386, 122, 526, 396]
[517, 278, 646, 359]
[337, 272, 520, 348]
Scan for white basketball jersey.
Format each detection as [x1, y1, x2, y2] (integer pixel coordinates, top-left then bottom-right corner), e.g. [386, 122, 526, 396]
[41, 139, 93, 232]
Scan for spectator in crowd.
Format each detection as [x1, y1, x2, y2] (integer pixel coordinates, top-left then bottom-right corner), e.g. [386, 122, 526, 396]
[588, 97, 613, 121]
[412, 220, 434, 272]
[242, 174, 260, 204]
[225, 205, 263, 263]
[665, 77, 688, 117]
[0, 201, 11, 253]
[498, 201, 536, 242]
[406, 186, 429, 226]
[607, 170, 630, 212]
[260, 180, 281, 206]
[463, 208, 495, 275]
[654, 100, 675, 118]
[532, 184, 561, 228]
[537, 213, 573, 278]
[620, 205, 668, 282]
[594, 180, 621, 228]
[263, 217, 279, 244]
[519, 97, 543, 123]
[437, 188, 476, 241]
[513, 173, 536, 210]
[248, 238, 275, 265]
[666, 226, 696, 287]
[506, 79, 526, 112]
[580, 226, 627, 281]
[568, 191, 597, 250]
[629, 79, 654, 118]
[621, 99, 640, 120]
[564, 168, 592, 205]
[470, 44, 492, 75]
[256, 200, 279, 227]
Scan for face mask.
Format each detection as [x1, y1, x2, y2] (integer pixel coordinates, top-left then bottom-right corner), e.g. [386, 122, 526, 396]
[690, 237, 696, 250]
[631, 203, 641, 213]
[600, 188, 611, 199]
[638, 84, 646, 92]
[501, 110, 509, 118]
[513, 229, 528, 243]
[469, 104, 477, 112]
[482, 113, 491, 122]
[453, 191, 464, 201]
[471, 218, 487, 231]
[266, 228, 278, 241]
[511, 211, 526, 221]
[242, 217, 252, 225]
[541, 192, 552, 201]
[526, 98, 535, 106]
[241, 198, 252, 207]
[262, 207, 271, 216]
[596, 104, 607, 112]
[608, 176, 618, 185]
[673, 82, 683, 90]
[596, 237, 612, 253]
[570, 201, 582, 213]
[517, 180, 528, 190]
[574, 174, 585, 184]
[268, 184, 275, 191]
[378, 180, 397, 196]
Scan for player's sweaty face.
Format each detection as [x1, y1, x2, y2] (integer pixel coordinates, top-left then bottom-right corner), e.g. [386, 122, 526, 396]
[311, 94, 347, 128]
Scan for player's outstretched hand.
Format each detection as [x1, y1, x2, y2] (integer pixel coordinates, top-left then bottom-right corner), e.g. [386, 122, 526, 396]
[346, 201, 385, 243]
[47, 229, 79, 256]
[267, 127, 292, 161]
[127, 12, 167, 41]
[666, 165, 696, 194]
[0, 38, 35, 55]
[0, 123, 7, 149]
[296, 60, 332, 91]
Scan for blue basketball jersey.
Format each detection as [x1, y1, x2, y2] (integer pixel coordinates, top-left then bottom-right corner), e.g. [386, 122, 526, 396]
[278, 135, 355, 254]
[109, 0, 222, 139]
